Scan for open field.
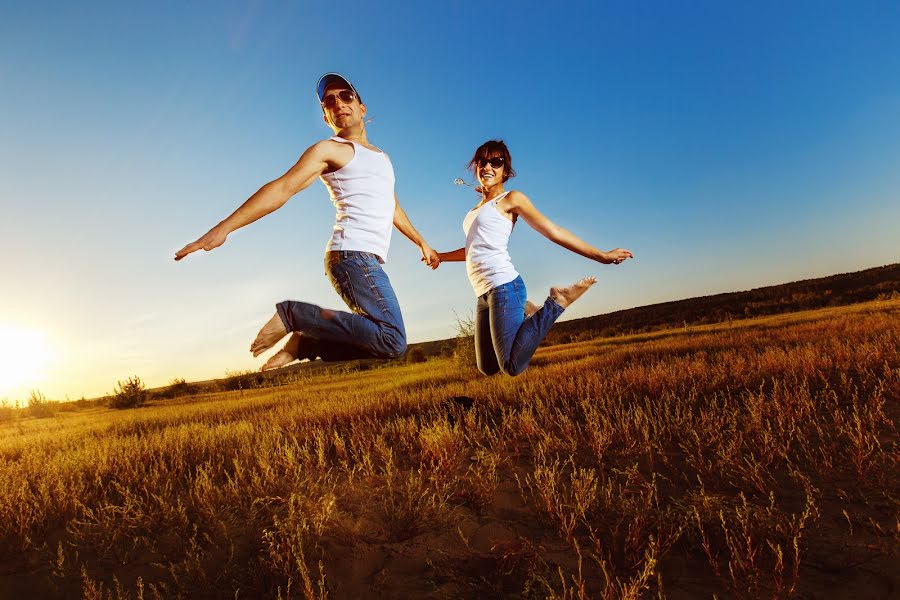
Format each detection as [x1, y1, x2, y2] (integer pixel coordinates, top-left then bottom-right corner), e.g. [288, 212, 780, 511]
[1, 300, 897, 599]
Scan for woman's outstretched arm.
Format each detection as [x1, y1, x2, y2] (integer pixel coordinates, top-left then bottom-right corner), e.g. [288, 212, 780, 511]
[504, 191, 633, 264]
[437, 248, 466, 262]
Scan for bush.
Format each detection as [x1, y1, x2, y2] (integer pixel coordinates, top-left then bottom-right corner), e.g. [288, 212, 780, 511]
[222, 369, 267, 392]
[56, 401, 79, 413]
[26, 390, 58, 418]
[153, 377, 194, 400]
[452, 310, 477, 371]
[406, 347, 427, 364]
[440, 340, 456, 358]
[0, 399, 16, 423]
[108, 376, 148, 409]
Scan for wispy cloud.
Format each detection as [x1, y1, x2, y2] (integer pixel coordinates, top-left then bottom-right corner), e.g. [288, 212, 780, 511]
[230, 0, 262, 49]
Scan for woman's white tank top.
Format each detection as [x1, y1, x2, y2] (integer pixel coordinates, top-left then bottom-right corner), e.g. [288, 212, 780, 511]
[463, 191, 520, 296]
[320, 136, 395, 261]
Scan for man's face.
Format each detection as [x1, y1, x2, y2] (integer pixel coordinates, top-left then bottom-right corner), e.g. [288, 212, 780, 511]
[321, 85, 365, 130]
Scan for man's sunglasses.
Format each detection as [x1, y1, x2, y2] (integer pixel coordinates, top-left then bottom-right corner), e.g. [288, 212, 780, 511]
[477, 157, 506, 169]
[321, 90, 357, 109]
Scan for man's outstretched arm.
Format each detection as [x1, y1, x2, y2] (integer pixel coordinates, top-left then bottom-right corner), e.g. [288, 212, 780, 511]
[175, 142, 332, 261]
[392, 195, 440, 269]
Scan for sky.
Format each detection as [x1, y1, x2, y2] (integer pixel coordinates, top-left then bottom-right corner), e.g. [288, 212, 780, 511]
[1, 1, 898, 402]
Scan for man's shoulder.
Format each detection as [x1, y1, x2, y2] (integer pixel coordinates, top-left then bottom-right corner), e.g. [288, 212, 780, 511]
[307, 138, 353, 158]
[312, 137, 345, 150]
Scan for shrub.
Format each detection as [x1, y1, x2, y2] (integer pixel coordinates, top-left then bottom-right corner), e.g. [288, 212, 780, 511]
[26, 390, 58, 418]
[405, 347, 427, 364]
[56, 401, 79, 413]
[108, 376, 148, 409]
[154, 377, 194, 400]
[452, 310, 476, 370]
[222, 369, 267, 392]
[0, 399, 16, 423]
[440, 340, 456, 358]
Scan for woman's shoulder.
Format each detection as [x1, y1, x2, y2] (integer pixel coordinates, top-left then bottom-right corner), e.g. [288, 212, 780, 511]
[500, 189, 531, 207]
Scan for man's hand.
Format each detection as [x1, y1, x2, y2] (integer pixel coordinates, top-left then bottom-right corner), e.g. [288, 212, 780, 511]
[599, 248, 634, 265]
[175, 225, 228, 261]
[420, 243, 441, 270]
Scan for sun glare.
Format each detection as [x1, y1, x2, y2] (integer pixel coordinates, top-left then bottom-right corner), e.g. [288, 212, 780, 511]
[0, 325, 52, 400]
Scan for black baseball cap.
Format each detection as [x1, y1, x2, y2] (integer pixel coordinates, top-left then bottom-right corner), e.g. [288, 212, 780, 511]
[316, 73, 360, 103]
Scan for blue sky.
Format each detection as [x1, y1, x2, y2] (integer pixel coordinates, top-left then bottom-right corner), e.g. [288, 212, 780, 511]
[1, 1, 898, 400]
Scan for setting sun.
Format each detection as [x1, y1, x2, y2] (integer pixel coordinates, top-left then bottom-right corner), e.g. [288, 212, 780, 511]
[0, 324, 52, 399]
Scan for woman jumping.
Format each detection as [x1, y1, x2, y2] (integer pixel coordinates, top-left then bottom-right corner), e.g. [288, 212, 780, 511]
[434, 140, 633, 376]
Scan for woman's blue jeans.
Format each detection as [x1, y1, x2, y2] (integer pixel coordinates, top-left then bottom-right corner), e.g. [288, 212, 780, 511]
[474, 275, 565, 376]
[275, 251, 407, 361]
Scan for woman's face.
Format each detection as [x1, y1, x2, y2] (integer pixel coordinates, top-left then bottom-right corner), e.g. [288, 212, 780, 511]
[476, 155, 506, 189]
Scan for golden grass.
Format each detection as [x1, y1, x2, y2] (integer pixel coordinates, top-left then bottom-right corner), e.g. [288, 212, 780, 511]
[1, 299, 897, 599]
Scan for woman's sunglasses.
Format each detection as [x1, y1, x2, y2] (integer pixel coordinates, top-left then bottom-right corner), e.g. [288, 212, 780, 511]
[321, 90, 357, 109]
[477, 157, 505, 169]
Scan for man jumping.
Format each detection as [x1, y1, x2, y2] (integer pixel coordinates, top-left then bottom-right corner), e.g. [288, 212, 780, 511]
[175, 73, 439, 370]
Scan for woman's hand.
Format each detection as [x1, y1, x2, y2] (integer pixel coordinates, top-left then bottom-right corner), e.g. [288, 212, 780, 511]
[599, 248, 633, 265]
[430, 248, 466, 264]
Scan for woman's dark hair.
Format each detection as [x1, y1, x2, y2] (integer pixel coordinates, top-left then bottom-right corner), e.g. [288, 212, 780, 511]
[467, 139, 516, 184]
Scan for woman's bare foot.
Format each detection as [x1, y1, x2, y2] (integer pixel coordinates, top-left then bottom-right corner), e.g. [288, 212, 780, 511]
[549, 276, 597, 309]
[250, 313, 288, 357]
[260, 332, 301, 371]
[524, 300, 539, 318]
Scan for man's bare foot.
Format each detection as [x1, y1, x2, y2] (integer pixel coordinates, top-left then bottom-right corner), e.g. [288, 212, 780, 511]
[260, 332, 301, 371]
[549, 276, 597, 309]
[250, 313, 288, 357]
[261, 350, 295, 371]
[524, 300, 539, 318]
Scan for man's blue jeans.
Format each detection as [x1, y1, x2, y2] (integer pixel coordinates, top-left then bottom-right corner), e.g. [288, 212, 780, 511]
[276, 251, 407, 361]
[474, 275, 565, 376]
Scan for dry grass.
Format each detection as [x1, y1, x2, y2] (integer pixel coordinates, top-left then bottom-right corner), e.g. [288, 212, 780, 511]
[0, 300, 897, 599]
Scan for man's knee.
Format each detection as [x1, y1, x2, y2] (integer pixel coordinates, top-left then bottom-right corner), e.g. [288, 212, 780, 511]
[381, 332, 407, 359]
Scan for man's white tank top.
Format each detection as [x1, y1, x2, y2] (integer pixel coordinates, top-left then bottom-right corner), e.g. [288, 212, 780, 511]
[320, 136, 395, 261]
[463, 191, 520, 296]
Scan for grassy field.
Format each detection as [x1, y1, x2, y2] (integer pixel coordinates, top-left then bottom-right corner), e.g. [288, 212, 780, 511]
[0, 300, 897, 599]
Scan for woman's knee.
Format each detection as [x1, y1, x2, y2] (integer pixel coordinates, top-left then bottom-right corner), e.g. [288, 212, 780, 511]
[476, 355, 501, 376]
[500, 361, 526, 377]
